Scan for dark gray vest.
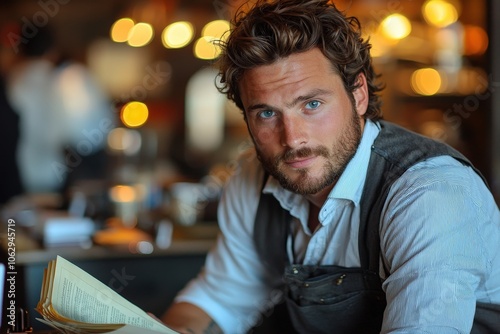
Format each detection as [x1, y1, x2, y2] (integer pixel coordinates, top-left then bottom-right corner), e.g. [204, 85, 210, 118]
[251, 121, 499, 333]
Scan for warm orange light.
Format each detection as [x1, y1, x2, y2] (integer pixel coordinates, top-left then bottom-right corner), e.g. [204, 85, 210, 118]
[127, 23, 154, 47]
[464, 25, 488, 56]
[109, 185, 136, 202]
[121, 101, 149, 128]
[110, 18, 135, 43]
[202, 20, 230, 42]
[380, 14, 412, 40]
[162, 21, 194, 49]
[422, 0, 459, 28]
[194, 36, 222, 60]
[411, 68, 442, 96]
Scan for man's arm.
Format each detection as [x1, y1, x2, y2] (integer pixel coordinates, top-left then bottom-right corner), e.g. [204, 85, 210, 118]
[162, 302, 223, 334]
[160, 151, 269, 334]
[380, 158, 500, 332]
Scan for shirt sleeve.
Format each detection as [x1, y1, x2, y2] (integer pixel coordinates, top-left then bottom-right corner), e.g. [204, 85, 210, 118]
[379, 156, 500, 333]
[174, 150, 273, 333]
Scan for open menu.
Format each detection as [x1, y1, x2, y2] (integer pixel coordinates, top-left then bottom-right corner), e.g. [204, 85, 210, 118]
[36, 256, 179, 334]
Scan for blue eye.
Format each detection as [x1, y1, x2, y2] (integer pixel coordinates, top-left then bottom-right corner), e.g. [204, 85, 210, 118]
[305, 100, 321, 109]
[259, 110, 275, 119]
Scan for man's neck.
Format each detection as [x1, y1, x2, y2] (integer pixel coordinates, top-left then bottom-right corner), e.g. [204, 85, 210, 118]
[306, 183, 334, 208]
[305, 184, 334, 232]
[308, 204, 321, 233]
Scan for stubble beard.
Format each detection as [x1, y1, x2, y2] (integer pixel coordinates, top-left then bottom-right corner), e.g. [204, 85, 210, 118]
[256, 108, 362, 195]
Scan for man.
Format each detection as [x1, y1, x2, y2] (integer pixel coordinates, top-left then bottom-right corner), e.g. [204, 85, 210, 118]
[162, 1, 500, 333]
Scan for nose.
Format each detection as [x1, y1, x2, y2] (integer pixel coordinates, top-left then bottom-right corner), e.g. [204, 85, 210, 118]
[280, 113, 308, 148]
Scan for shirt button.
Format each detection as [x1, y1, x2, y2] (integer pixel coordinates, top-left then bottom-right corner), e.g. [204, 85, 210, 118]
[292, 267, 299, 274]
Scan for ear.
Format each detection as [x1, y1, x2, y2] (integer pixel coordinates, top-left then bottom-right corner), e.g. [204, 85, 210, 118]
[352, 73, 369, 117]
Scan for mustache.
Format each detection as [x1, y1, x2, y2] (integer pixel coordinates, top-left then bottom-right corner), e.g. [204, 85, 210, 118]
[278, 146, 330, 162]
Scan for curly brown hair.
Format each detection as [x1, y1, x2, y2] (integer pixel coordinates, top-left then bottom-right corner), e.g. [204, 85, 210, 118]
[216, 0, 384, 120]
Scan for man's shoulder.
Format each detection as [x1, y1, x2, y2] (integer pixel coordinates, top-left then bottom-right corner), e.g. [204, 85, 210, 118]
[387, 156, 493, 213]
[375, 120, 460, 157]
[395, 155, 477, 188]
[370, 120, 481, 183]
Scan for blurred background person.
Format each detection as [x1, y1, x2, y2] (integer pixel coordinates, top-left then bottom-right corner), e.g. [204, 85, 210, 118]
[4, 23, 114, 199]
[0, 37, 23, 204]
[5, 24, 61, 195]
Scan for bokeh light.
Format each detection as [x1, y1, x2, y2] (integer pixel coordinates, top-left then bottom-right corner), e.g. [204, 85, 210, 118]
[110, 18, 135, 43]
[107, 127, 142, 155]
[127, 22, 154, 47]
[194, 36, 222, 60]
[201, 20, 230, 42]
[411, 68, 442, 96]
[423, 0, 459, 28]
[463, 25, 488, 56]
[162, 21, 194, 49]
[121, 101, 149, 127]
[380, 14, 412, 40]
[109, 185, 136, 202]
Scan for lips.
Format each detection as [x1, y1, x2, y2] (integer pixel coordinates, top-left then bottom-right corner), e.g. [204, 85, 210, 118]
[284, 155, 316, 169]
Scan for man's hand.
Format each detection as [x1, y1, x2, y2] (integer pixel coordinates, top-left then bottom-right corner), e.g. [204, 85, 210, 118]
[161, 302, 223, 334]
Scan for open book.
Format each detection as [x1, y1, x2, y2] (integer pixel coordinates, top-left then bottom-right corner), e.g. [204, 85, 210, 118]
[36, 256, 179, 334]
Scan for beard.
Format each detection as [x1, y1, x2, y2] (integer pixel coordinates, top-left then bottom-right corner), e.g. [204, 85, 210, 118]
[255, 107, 363, 195]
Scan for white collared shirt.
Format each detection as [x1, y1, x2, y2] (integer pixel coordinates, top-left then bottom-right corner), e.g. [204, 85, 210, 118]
[174, 120, 500, 333]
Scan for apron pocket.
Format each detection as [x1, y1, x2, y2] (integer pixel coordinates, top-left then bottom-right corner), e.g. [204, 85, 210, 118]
[286, 290, 385, 334]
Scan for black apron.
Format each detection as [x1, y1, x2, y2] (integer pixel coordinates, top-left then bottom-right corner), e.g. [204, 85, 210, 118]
[251, 121, 500, 333]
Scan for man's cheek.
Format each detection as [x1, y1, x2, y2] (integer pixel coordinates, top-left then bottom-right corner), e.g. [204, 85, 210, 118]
[254, 125, 281, 146]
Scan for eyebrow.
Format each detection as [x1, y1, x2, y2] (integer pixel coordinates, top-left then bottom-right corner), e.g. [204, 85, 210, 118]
[286, 88, 331, 108]
[246, 103, 272, 114]
[246, 88, 332, 113]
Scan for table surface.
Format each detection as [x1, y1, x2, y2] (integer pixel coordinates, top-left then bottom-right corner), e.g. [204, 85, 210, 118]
[8, 222, 219, 265]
